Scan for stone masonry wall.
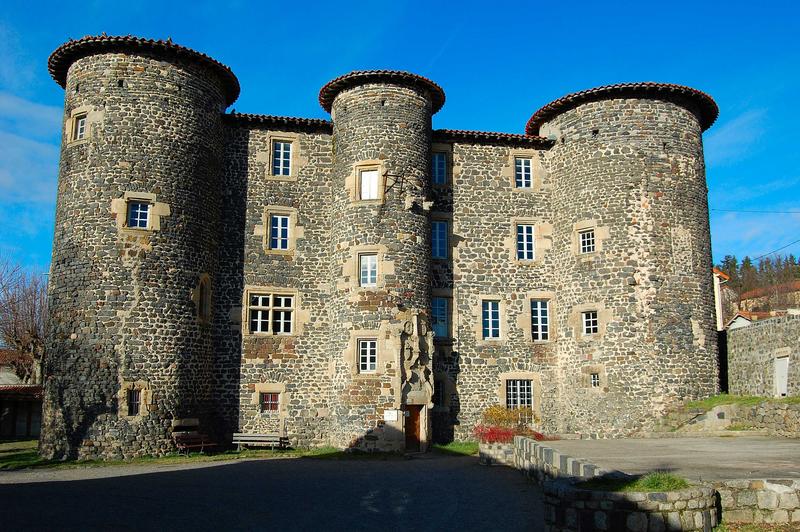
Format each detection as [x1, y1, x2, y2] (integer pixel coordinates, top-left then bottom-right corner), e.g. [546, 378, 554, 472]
[42, 51, 228, 459]
[728, 314, 799, 397]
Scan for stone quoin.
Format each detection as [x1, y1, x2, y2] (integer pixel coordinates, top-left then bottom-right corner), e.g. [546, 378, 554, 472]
[40, 35, 720, 459]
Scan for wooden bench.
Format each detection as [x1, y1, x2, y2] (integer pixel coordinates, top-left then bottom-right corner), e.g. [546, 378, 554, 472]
[232, 432, 289, 451]
[172, 431, 218, 455]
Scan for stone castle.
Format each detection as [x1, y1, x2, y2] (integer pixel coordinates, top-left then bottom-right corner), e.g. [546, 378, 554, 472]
[40, 35, 720, 459]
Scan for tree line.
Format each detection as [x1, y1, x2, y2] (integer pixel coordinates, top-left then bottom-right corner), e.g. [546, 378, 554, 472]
[715, 253, 800, 295]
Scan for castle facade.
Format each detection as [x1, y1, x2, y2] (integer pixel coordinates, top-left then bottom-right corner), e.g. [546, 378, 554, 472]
[40, 35, 719, 459]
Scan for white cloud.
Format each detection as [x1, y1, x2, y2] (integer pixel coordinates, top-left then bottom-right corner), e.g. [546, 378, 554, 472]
[711, 210, 800, 261]
[0, 130, 59, 204]
[0, 92, 63, 139]
[704, 109, 766, 167]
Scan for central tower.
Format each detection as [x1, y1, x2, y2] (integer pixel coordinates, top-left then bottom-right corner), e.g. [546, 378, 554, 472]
[320, 71, 445, 451]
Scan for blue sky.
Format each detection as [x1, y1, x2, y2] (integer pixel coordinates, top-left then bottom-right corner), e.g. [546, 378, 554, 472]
[1, 0, 798, 272]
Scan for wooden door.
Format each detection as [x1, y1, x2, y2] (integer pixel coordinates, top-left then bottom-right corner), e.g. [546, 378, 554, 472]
[405, 405, 421, 451]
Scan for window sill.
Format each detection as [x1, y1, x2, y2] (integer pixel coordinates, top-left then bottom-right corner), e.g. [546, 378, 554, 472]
[245, 332, 297, 338]
[67, 138, 90, 146]
[265, 174, 298, 182]
[264, 248, 296, 256]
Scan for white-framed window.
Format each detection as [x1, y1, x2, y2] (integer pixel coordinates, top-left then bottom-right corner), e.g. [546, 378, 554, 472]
[358, 339, 377, 373]
[579, 229, 596, 254]
[482, 300, 500, 339]
[530, 299, 549, 341]
[73, 113, 87, 141]
[506, 379, 532, 409]
[259, 392, 279, 412]
[582, 310, 599, 335]
[248, 293, 294, 335]
[359, 169, 379, 200]
[432, 220, 448, 259]
[126, 202, 150, 229]
[269, 214, 290, 250]
[272, 141, 292, 176]
[359, 253, 378, 287]
[516, 224, 535, 260]
[514, 157, 532, 188]
[590, 373, 601, 388]
[432, 152, 447, 185]
[432, 297, 449, 339]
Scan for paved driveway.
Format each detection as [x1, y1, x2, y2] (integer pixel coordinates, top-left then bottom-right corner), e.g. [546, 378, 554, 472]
[0, 455, 542, 531]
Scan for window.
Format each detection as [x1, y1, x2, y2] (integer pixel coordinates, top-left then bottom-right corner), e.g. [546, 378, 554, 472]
[198, 277, 211, 322]
[432, 297, 449, 339]
[259, 392, 279, 412]
[126, 202, 150, 229]
[516, 224, 535, 260]
[579, 229, 596, 254]
[514, 157, 532, 188]
[72, 113, 87, 141]
[582, 310, 599, 335]
[590, 373, 601, 388]
[530, 299, 549, 341]
[270, 214, 290, 250]
[506, 379, 532, 409]
[359, 254, 378, 287]
[432, 152, 447, 185]
[248, 293, 294, 335]
[359, 169, 379, 200]
[482, 300, 500, 339]
[358, 339, 377, 373]
[127, 389, 140, 416]
[432, 221, 448, 259]
[272, 141, 292, 176]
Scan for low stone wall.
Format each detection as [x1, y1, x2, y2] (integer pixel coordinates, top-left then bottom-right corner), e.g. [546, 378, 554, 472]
[660, 401, 800, 437]
[513, 436, 605, 481]
[713, 479, 800, 525]
[544, 480, 718, 532]
[478, 442, 514, 467]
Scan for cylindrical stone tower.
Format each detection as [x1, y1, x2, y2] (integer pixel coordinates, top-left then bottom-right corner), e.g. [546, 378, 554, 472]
[526, 83, 720, 435]
[319, 71, 445, 451]
[41, 36, 239, 459]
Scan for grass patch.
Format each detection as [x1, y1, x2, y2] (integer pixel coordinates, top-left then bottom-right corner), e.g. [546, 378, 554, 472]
[685, 394, 800, 412]
[431, 441, 479, 456]
[714, 522, 799, 531]
[578, 472, 689, 492]
[726, 422, 755, 431]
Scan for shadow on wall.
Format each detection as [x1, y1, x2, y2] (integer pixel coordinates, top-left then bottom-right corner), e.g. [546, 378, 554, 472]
[432, 347, 462, 444]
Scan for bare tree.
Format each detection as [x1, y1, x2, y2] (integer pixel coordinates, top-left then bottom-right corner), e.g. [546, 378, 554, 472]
[0, 256, 47, 384]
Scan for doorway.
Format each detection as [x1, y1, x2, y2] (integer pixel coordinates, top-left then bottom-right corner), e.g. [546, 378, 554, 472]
[404, 405, 421, 451]
[775, 356, 789, 397]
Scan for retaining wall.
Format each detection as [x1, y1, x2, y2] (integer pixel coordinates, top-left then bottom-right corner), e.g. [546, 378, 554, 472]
[713, 479, 800, 525]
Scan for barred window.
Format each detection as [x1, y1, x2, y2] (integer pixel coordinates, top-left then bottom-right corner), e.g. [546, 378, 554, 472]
[272, 141, 292, 176]
[432, 297, 449, 339]
[126, 202, 150, 229]
[530, 299, 549, 341]
[482, 300, 500, 339]
[358, 339, 377, 373]
[590, 373, 601, 388]
[516, 224, 535, 260]
[259, 392, 279, 412]
[432, 152, 447, 185]
[582, 310, 599, 335]
[506, 379, 532, 409]
[270, 214, 290, 250]
[514, 157, 532, 188]
[579, 229, 596, 254]
[127, 389, 141, 416]
[432, 221, 448, 259]
[249, 293, 294, 335]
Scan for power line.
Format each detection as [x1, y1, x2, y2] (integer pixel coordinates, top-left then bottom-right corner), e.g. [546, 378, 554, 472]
[753, 238, 800, 260]
[711, 208, 800, 214]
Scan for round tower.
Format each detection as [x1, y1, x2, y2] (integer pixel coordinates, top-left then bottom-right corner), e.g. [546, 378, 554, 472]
[319, 71, 444, 451]
[526, 83, 719, 435]
[41, 36, 239, 459]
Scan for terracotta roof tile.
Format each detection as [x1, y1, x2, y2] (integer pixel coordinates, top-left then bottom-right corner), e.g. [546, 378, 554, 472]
[224, 113, 332, 133]
[433, 129, 553, 148]
[0, 384, 42, 399]
[740, 281, 800, 301]
[319, 70, 445, 114]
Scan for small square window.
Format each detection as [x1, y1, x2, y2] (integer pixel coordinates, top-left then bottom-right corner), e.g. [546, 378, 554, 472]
[516, 224, 535, 260]
[272, 141, 292, 176]
[432, 297, 449, 339]
[590, 373, 601, 388]
[259, 392, 279, 412]
[126, 202, 150, 229]
[432, 221, 448, 259]
[73, 113, 87, 141]
[514, 157, 532, 188]
[270, 214, 290, 250]
[127, 389, 140, 416]
[432, 152, 447, 185]
[482, 300, 501, 339]
[359, 254, 378, 287]
[359, 169, 379, 200]
[579, 229, 596, 254]
[530, 299, 549, 341]
[582, 311, 599, 335]
[358, 339, 377, 373]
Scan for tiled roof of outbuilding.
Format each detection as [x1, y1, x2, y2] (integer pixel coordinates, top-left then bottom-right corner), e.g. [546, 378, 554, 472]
[433, 129, 553, 148]
[0, 384, 42, 399]
[225, 113, 333, 133]
[525, 82, 719, 135]
[48, 35, 240, 106]
[319, 70, 446, 114]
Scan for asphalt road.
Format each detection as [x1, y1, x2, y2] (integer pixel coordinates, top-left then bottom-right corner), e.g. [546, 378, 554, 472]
[0, 455, 543, 531]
